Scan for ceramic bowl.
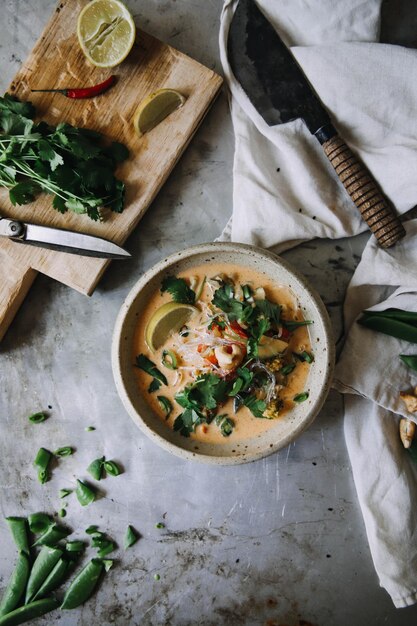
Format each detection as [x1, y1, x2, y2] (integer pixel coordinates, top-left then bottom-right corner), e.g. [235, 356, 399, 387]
[111, 242, 334, 465]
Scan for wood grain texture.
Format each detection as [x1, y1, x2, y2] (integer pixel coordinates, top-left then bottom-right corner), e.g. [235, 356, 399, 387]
[322, 134, 405, 248]
[0, 0, 222, 339]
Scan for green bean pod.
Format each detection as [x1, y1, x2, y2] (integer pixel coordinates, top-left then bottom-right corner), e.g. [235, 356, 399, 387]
[400, 354, 417, 372]
[61, 558, 104, 610]
[0, 552, 30, 616]
[32, 558, 69, 601]
[0, 598, 59, 626]
[25, 546, 62, 604]
[5, 519, 29, 556]
[358, 315, 417, 343]
[362, 308, 417, 325]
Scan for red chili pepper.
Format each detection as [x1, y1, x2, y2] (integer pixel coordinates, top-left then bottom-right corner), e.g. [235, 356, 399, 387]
[228, 321, 248, 339]
[280, 327, 291, 341]
[31, 75, 116, 99]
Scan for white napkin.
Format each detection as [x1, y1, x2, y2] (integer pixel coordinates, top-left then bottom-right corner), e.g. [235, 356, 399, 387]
[333, 220, 417, 608]
[218, 0, 417, 252]
[218, 0, 417, 608]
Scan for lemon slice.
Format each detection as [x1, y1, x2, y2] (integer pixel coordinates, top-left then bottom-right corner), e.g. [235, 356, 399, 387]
[133, 89, 186, 137]
[145, 302, 197, 352]
[77, 0, 136, 68]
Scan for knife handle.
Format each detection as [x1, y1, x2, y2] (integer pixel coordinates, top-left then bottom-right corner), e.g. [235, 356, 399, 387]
[322, 134, 405, 248]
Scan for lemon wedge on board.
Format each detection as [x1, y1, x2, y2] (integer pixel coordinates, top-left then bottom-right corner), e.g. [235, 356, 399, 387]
[145, 302, 197, 352]
[133, 89, 186, 137]
[77, 0, 136, 68]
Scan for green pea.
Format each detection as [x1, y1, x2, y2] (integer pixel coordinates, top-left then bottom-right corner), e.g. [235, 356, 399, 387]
[32, 558, 69, 601]
[0, 551, 30, 616]
[87, 457, 105, 481]
[25, 545, 63, 604]
[61, 559, 104, 610]
[75, 480, 96, 507]
[5, 518, 29, 555]
[0, 598, 59, 626]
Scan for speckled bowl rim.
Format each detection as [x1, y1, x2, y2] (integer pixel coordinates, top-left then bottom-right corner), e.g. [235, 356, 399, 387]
[112, 242, 335, 465]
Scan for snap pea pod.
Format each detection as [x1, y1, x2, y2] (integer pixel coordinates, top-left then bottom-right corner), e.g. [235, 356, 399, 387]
[5, 518, 29, 556]
[32, 558, 69, 601]
[75, 480, 96, 506]
[28, 513, 53, 535]
[400, 355, 417, 372]
[34, 523, 70, 547]
[0, 552, 30, 616]
[61, 558, 104, 610]
[33, 448, 52, 485]
[87, 457, 105, 481]
[361, 308, 417, 325]
[357, 315, 417, 344]
[25, 546, 62, 604]
[0, 598, 59, 626]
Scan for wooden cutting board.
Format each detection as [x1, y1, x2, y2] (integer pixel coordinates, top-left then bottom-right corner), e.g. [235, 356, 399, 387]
[0, 0, 222, 341]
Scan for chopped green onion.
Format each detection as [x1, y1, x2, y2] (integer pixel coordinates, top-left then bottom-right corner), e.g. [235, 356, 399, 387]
[87, 457, 105, 481]
[157, 396, 173, 419]
[66, 541, 85, 553]
[34, 448, 52, 484]
[28, 513, 53, 535]
[293, 392, 309, 403]
[124, 525, 139, 549]
[54, 447, 74, 457]
[242, 284, 253, 300]
[279, 363, 296, 375]
[59, 489, 72, 499]
[155, 523, 165, 529]
[283, 319, 313, 331]
[103, 460, 122, 477]
[28, 412, 47, 424]
[162, 349, 178, 370]
[75, 480, 96, 507]
[294, 351, 314, 364]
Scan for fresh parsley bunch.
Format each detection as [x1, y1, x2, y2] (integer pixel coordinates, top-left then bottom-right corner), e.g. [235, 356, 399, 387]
[0, 93, 128, 221]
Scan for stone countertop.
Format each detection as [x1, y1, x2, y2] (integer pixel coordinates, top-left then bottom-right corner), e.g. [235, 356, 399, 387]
[1, 1, 417, 625]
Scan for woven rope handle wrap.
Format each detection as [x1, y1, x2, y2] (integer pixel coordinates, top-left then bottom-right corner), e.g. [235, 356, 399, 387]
[322, 135, 405, 248]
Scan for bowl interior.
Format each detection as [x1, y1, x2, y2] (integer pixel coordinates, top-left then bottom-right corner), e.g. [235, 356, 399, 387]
[112, 243, 334, 464]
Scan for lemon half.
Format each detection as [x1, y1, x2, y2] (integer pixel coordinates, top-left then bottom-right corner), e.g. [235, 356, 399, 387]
[77, 0, 136, 68]
[133, 89, 186, 137]
[145, 302, 197, 352]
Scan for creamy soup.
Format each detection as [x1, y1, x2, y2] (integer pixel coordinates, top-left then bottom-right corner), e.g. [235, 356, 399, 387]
[133, 262, 313, 444]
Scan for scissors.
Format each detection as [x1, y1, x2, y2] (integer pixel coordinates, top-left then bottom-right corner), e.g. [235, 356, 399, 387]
[0, 214, 131, 259]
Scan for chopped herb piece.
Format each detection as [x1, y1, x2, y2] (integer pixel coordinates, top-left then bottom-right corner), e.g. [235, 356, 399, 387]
[154, 573, 161, 581]
[161, 276, 195, 304]
[28, 513, 53, 534]
[135, 354, 167, 386]
[34, 448, 52, 484]
[75, 480, 96, 507]
[54, 446, 74, 457]
[28, 412, 47, 424]
[124, 525, 139, 549]
[293, 392, 309, 403]
[148, 378, 162, 393]
[103, 460, 122, 477]
[87, 457, 105, 481]
[162, 349, 178, 370]
[155, 523, 165, 529]
[59, 489, 72, 499]
[173, 408, 202, 437]
[244, 396, 267, 418]
[157, 396, 173, 419]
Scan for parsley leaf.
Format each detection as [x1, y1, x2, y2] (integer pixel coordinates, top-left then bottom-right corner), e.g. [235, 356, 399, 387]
[161, 276, 195, 304]
[135, 354, 168, 386]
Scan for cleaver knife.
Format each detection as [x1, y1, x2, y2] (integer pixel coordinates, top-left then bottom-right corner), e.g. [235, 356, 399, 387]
[228, 0, 405, 248]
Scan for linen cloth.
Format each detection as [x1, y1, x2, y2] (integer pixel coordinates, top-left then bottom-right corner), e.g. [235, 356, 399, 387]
[218, 0, 417, 608]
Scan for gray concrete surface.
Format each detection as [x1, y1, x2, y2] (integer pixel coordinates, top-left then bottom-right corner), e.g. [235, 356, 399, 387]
[1, 1, 417, 625]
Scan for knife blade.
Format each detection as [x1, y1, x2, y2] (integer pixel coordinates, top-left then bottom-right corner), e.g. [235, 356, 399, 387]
[228, 0, 405, 248]
[0, 217, 131, 259]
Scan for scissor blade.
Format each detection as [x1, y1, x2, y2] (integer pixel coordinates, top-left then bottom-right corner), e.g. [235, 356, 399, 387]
[21, 223, 131, 259]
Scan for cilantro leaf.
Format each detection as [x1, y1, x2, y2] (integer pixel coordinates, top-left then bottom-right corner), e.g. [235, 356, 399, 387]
[0, 93, 35, 118]
[244, 396, 267, 418]
[9, 181, 40, 205]
[173, 409, 202, 437]
[161, 276, 195, 304]
[135, 354, 168, 386]
[254, 299, 281, 326]
[212, 285, 246, 320]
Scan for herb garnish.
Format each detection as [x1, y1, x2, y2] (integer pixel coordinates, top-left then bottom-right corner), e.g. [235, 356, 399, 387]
[135, 354, 168, 387]
[0, 94, 128, 220]
[161, 276, 196, 304]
